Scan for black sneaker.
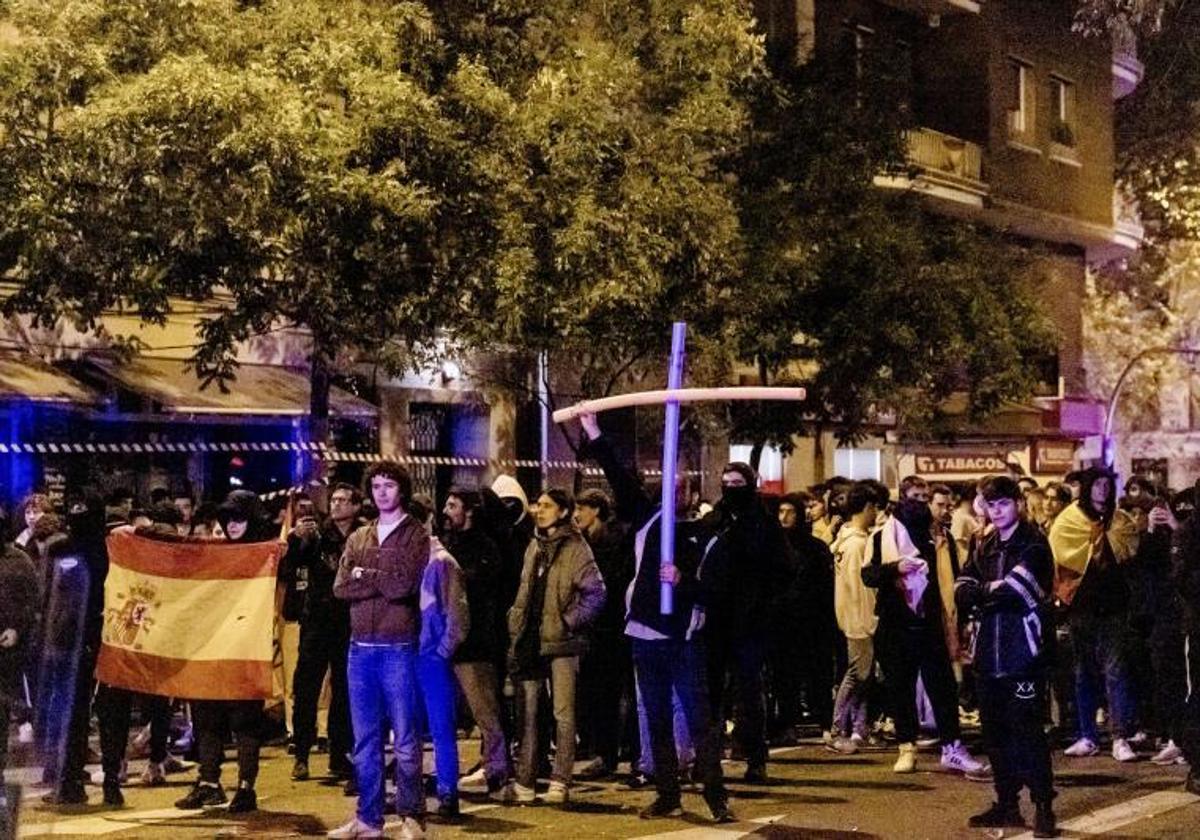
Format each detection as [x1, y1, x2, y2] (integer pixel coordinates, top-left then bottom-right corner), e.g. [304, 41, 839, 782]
[102, 781, 124, 807]
[175, 782, 227, 809]
[639, 797, 684, 819]
[228, 785, 257, 814]
[343, 775, 358, 797]
[624, 771, 653, 789]
[291, 760, 309, 781]
[743, 764, 768, 785]
[967, 801, 1024, 828]
[1033, 802, 1058, 838]
[42, 783, 87, 806]
[708, 799, 736, 824]
[436, 794, 460, 819]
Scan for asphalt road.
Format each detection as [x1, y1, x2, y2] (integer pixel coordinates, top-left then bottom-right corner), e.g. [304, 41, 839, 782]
[10, 736, 1200, 839]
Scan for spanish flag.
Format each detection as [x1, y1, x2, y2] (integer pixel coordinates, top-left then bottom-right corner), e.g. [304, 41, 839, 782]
[96, 530, 281, 700]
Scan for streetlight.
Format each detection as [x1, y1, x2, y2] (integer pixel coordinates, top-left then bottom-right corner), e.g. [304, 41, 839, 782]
[1102, 345, 1200, 468]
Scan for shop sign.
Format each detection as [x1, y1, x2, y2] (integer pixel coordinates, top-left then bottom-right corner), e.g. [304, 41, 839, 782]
[1033, 440, 1076, 474]
[912, 448, 1009, 475]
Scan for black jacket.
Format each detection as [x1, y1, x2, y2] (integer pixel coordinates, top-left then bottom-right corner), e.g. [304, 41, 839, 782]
[582, 519, 631, 635]
[0, 543, 39, 699]
[585, 433, 708, 640]
[955, 520, 1054, 679]
[786, 527, 836, 641]
[1175, 517, 1200, 634]
[444, 526, 505, 663]
[284, 518, 360, 627]
[699, 498, 795, 645]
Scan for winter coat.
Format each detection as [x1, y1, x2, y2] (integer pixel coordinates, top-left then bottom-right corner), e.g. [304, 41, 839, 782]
[334, 516, 430, 645]
[507, 525, 605, 659]
[444, 526, 505, 663]
[419, 537, 470, 660]
[955, 520, 1054, 679]
[0, 544, 39, 700]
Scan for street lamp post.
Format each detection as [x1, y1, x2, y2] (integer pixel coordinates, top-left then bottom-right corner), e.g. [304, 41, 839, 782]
[1103, 345, 1200, 468]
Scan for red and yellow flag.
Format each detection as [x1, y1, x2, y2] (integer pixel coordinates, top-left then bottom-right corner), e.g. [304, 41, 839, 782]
[96, 530, 281, 700]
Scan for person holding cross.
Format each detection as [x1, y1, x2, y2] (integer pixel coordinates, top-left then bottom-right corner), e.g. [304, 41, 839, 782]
[579, 411, 734, 824]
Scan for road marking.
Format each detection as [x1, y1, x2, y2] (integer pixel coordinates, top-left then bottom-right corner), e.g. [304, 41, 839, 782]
[18, 807, 198, 837]
[1008, 789, 1200, 840]
[630, 813, 786, 840]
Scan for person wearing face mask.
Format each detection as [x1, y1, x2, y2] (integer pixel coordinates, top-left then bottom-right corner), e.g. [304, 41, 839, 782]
[697, 463, 795, 785]
[505, 489, 605, 807]
[1174, 480, 1200, 793]
[1050, 468, 1140, 763]
[174, 490, 275, 814]
[39, 492, 109, 807]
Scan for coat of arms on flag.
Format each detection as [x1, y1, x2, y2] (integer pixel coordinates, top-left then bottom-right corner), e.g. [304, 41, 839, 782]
[97, 530, 281, 700]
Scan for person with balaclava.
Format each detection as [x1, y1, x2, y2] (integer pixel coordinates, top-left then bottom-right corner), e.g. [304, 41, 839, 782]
[1174, 479, 1200, 794]
[39, 492, 109, 807]
[697, 462, 795, 785]
[173, 490, 276, 814]
[862, 499, 983, 776]
[1050, 467, 1140, 762]
[0, 510, 39, 810]
[506, 488, 605, 807]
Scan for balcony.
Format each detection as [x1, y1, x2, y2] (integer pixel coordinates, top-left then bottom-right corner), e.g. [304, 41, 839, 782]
[1112, 20, 1144, 99]
[875, 127, 989, 207]
[877, 0, 982, 17]
[1113, 185, 1145, 249]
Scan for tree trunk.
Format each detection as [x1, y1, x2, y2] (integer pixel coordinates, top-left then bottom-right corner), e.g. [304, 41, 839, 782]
[309, 341, 332, 447]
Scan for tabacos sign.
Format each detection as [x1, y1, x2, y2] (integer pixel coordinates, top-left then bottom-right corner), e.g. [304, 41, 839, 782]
[913, 449, 1010, 475]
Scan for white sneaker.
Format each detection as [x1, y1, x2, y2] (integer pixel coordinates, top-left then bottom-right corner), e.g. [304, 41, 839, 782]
[1151, 741, 1184, 766]
[399, 816, 426, 840]
[512, 782, 537, 804]
[827, 736, 858, 755]
[90, 760, 127, 785]
[18, 722, 33, 744]
[916, 735, 940, 750]
[1064, 737, 1099, 757]
[460, 766, 488, 787]
[141, 761, 166, 786]
[1112, 738, 1138, 762]
[893, 743, 917, 774]
[1128, 730, 1149, 746]
[849, 733, 865, 747]
[326, 816, 383, 839]
[940, 740, 985, 774]
[543, 780, 569, 804]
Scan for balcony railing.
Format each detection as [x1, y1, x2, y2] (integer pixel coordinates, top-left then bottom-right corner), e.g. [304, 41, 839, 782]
[1113, 185, 1145, 245]
[906, 127, 985, 186]
[1112, 19, 1144, 98]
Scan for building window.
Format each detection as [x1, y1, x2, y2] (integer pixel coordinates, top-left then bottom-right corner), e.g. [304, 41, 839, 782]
[840, 22, 874, 82]
[1049, 76, 1077, 147]
[729, 443, 785, 494]
[1006, 58, 1034, 140]
[834, 447, 881, 481]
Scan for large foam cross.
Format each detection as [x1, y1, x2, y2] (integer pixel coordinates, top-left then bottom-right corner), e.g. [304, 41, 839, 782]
[553, 322, 806, 615]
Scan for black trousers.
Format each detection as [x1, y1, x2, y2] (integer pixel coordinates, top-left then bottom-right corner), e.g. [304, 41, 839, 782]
[193, 699, 263, 786]
[876, 622, 961, 745]
[291, 618, 352, 773]
[977, 674, 1054, 804]
[577, 631, 630, 771]
[1178, 632, 1200, 769]
[707, 635, 767, 769]
[766, 618, 804, 735]
[97, 684, 171, 778]
[57, 645, 98, 788]
[1150, 620, 1188, 744]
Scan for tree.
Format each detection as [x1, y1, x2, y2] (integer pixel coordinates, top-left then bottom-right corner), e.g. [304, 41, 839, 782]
[0, 0, 507, 444]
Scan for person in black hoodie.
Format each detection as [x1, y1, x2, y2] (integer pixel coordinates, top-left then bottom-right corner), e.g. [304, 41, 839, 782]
[1174, 479, 1200, 794]
[287, 483, 362, 783]
[579, 412, 732, 823]
[574, 488, 632, 778]
[443, 487, 513, 798]
[0, 512, 39, 798]
[40, 491, 109, 807]
[698, 462, 795, 784]
[956, 476, 1057, 837]
[777, 493, 837, 742]
[174, 490, 276, 814]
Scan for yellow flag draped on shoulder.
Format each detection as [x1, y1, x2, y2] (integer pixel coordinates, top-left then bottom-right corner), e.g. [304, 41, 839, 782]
[96, 530, 281, 700]
[1049, 502, 1094, 578]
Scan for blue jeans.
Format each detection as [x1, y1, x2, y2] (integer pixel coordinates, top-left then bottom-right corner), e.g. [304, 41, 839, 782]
[631, 637, 726, 807]
[634, 674, 693, 775]
[347, 642, 422, 827]
[1071, 613, 1135, 741]
[417, 654, 458, 799]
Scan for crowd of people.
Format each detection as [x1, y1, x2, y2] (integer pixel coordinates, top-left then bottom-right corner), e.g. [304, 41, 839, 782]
[2, 414, 1200, 840]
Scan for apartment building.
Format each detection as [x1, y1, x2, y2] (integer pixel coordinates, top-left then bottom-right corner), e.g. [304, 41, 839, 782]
[752, 0, 1143, 489]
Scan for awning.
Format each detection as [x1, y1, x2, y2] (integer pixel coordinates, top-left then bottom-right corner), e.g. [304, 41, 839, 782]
[86, 356, 378, 419]
[0, 352, 100, 406]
